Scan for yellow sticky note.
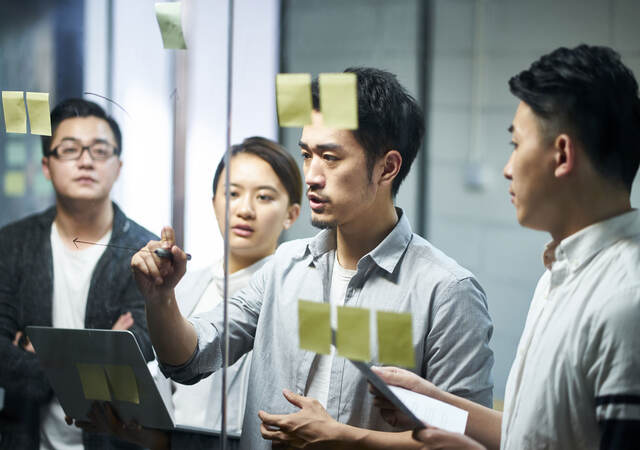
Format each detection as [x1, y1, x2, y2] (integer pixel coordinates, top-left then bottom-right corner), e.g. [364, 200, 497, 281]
[337, 306, 370, 361]
[377, 311, 414, 368]
[2, 91, 27, 134]
[104, 364, 140, 404]
[26, 92, 52, 136]
[4, 171, 26, 197]
[276, 73, 312, 127]
[76, 363, 111, 401]
[155, 2, 187, 49]
[298, 299, 331, 355]
[318, 73, 358, 130]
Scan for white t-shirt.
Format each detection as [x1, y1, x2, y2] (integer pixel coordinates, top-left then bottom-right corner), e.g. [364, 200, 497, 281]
[305, 252, 356, 408]
[501, 210, 640, 449]
[40, 223, 110, 450]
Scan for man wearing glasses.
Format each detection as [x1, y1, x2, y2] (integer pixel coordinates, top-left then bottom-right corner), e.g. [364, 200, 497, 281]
[0, 98, 155, 449]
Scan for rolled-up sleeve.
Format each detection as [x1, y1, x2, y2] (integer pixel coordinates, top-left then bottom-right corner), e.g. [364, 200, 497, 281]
[424, 276, 495, 407]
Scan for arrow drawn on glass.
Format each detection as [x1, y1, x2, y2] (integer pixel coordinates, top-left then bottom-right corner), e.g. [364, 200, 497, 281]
[72, 237, 192, 260]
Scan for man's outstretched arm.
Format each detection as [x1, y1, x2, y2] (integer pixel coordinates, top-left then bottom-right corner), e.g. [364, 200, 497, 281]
[131, 226, 197, 366]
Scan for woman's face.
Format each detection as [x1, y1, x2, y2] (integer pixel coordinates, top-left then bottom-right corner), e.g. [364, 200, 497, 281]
[213, 153, 299, 261]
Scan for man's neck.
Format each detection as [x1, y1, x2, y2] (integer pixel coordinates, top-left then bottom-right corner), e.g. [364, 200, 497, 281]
[54, 197, 114, 250]
[335, 202, 398, 270]
[548, 183, 632, 243]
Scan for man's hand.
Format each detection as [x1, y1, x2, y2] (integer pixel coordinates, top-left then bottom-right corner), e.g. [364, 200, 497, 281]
[68, 402, 169, 449]
[13, 331, 35, 353]
[413, 427, 486, 450]
[131, 226, 188, 305]
[258, 389, 339, 448]
[370, 366, 442, 428]
[112, 312, 134, 331]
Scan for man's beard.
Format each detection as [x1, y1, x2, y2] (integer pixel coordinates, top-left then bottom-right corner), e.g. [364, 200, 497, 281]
[311, 218, 337, 229]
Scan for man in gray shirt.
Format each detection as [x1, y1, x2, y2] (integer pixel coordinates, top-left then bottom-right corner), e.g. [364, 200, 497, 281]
[132, 67, 494, 449]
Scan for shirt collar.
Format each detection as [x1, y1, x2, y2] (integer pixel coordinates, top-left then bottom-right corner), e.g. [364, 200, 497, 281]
[300, 207, 413, 274]
[543, 209, 640, 271]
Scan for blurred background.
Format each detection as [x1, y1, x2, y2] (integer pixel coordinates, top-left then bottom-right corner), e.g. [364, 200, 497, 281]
[1, 0, 639, 404]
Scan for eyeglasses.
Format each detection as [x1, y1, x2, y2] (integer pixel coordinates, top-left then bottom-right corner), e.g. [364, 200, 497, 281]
[48, 141, 119, 161]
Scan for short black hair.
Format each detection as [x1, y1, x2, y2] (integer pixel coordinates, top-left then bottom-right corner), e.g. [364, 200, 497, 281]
[509, 44, 640, 191]
[41, 98, 122, 157]
[311, 67, 425, 197]
[212, 136, 302, 205]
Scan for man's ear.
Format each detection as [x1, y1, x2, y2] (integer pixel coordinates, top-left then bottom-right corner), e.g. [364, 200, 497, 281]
[42, 156, 52, 181]
[553, 134, 575, 179]
[284, 203, 301, 230]
[378, 150, 402, 187]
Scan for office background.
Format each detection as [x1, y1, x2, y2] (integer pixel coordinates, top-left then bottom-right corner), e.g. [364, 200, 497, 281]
[1, 0, 639, 401]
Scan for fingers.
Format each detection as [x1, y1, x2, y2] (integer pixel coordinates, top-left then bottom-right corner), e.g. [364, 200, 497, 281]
[112, 312, 134, 331]
[161, 226, 176, 247]
[65, 415, 73, 426]
[372, 365, 433, 395]
[12, 331, 22, 346]
[282, 388, 306, 409]
[258, 409, 287, 428]
[131, 241, 165, 285]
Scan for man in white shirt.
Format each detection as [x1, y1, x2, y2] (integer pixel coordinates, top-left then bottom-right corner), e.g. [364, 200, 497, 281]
[0, 98, 156, 449]
[372, 44, 640, 450]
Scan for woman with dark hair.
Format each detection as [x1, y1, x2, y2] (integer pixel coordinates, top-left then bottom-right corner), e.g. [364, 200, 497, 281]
[77, 136, 301, 449]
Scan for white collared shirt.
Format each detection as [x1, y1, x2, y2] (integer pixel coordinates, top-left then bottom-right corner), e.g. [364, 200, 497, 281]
[502, 210, 640, 449]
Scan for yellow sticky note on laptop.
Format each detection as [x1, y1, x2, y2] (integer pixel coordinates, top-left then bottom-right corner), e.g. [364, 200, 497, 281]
[318, 73, 358, 130]
[26, 92, 52, 136]
[104, 364, 140, 404]
[4, 171, 26, 197]
[155, 2, 187, 49]
[276, 73, 312, 127]
[377, 311, 414, 368]
[2, 91, 27, 134]
[298, 299, 331, 355]
[337, 305, 370, 361]
[76, 363, 111, 402]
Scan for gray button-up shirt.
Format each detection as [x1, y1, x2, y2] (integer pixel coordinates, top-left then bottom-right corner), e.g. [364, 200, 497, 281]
[161, 210, 494, 449]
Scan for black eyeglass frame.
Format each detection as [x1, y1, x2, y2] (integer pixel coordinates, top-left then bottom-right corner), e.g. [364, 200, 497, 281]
[46, 141, 120, 161]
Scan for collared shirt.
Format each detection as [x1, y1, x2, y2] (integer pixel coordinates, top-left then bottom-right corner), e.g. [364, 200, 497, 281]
[502, 209, 640, 450]
[162, 209, 494, 450]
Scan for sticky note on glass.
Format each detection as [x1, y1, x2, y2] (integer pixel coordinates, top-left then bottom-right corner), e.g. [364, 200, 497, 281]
[155, 2, 187, 49]
[104, 364, 140, 404]
[377, 311, 414, 367]
[26, 92, 52, 136]
[4, 171, 26, 197]
[76, 363, 111, 401]
[298, 299, 331, 354]
[337, 306, 370, 361]
[5, 139, 27, 167]
[2, 91, 27, 134]
[276, 73, 312, 127]
[318, 73, 358, 130]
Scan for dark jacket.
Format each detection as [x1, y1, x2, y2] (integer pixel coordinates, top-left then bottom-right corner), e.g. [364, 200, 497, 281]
[0, 202, 157, 450]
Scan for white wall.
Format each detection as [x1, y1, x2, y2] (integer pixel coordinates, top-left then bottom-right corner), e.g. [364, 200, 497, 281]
[183, 0, 280, 269]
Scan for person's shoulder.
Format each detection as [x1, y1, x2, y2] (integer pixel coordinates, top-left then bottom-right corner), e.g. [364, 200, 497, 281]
[405, 232, 475, 282]
[0, 207, 54, 242]
[273, 236, 313, 259]
[113, 203, 159, 244]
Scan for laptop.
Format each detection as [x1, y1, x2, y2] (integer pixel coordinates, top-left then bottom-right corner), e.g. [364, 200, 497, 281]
[26, 326, 223, 436]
